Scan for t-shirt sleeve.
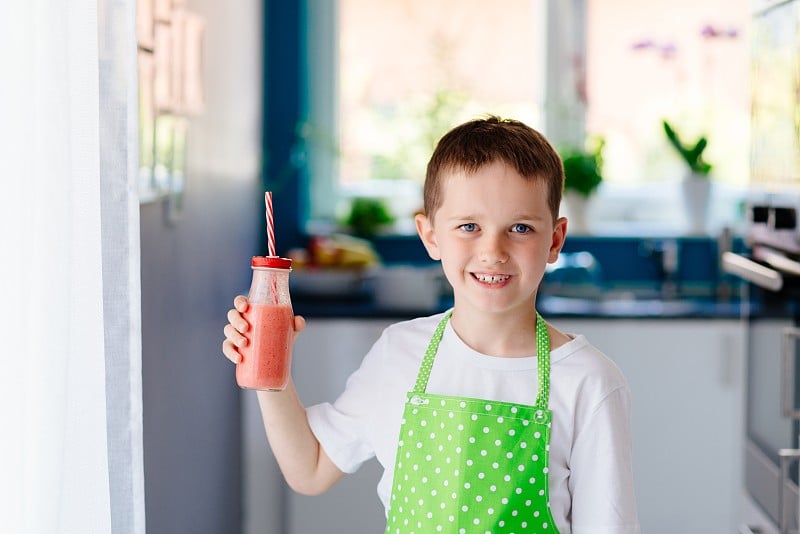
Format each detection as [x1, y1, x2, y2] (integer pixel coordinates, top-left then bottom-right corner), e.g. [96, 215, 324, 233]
[568, 384, 641, 534]
[306, 329, 390, 474]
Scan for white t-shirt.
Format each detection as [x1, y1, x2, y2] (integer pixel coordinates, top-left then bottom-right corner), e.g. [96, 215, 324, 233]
[307, 312, 640, 534]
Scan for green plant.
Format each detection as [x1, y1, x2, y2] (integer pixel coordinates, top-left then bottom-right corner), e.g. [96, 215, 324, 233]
[561, 137, 605, 198]
[662, 120, 712, 176]
[342, 197, 395, 238]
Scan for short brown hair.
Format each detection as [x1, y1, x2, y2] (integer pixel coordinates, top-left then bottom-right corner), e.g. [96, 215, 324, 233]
[423, 115, 564, 222]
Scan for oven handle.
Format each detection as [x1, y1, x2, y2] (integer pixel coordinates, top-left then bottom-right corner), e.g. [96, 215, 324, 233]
[783, 328, 800, 419]
[721, 251, 783, 292]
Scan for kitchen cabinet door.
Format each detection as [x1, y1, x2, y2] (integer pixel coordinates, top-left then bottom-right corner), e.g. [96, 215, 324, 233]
[552, 318, 746, 534]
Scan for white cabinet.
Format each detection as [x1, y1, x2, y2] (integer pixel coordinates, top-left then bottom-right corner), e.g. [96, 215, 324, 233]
[552, 318, 746, 534]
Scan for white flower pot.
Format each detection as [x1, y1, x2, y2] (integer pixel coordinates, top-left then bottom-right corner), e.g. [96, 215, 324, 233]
[681, 172, 711, 235]
[562, 191, 592, 235]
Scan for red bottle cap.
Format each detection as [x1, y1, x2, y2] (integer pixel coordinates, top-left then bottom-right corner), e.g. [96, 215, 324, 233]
[251, 256, 293, 269]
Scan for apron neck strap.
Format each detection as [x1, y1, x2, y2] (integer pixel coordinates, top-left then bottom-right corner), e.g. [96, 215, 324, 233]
[413, 311, 552, 410]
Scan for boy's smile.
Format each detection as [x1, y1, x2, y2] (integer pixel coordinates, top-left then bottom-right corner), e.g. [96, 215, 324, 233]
[416, 160, 567, 324]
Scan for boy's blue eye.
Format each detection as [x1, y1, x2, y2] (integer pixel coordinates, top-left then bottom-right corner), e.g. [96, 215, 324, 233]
[460, 223, 477, 232]
[512, 223, 532, 233]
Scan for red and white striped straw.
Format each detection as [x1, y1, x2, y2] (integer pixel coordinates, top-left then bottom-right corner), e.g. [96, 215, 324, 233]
[265, 191, 276, 257]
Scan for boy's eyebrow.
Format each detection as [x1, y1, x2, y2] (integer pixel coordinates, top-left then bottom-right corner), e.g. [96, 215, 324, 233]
[444, 212, 548, 222]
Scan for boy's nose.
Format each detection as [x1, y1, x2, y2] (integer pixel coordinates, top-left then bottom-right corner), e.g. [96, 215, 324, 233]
[479, 237, 509, 264]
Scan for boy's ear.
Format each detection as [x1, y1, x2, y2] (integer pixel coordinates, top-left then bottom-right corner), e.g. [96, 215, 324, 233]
[547, 216, 568, 264]
[415, 213, 441, 261]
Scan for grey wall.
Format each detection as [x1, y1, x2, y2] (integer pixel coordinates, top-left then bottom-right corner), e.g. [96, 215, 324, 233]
[139, 1, 284, 532]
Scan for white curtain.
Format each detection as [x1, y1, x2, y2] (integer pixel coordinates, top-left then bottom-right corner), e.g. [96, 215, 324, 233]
[0, 1, 145, 533]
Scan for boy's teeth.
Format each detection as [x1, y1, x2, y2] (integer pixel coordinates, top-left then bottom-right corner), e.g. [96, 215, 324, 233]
[475, 273, 509, 283]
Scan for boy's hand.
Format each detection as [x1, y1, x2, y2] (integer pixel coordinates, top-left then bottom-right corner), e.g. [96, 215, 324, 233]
[222, 295, 250, 364]
[222, 295, 307, 364]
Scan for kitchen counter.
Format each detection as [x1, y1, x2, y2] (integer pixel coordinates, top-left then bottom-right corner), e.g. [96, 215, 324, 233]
[292, 294, 749, 320]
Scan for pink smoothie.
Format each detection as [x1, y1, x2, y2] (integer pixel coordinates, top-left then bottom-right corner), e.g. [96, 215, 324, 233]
[236, 303, 294, 390]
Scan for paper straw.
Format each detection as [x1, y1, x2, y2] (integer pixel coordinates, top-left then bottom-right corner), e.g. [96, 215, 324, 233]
[265, 191, 276, 257]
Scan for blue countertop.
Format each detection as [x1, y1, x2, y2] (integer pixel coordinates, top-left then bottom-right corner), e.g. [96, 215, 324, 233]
[292, 294, 749, 320]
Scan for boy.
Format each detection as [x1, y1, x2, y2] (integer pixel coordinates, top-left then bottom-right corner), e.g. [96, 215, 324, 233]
[223, 116, 639, 533]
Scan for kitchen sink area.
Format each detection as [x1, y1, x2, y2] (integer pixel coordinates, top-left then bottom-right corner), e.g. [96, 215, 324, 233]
[291, 234, 752, 320]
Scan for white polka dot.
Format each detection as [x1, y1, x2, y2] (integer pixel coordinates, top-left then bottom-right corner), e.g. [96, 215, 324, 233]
[420, 420, 427, 427]
[461, 505, 469, 512]
[534, 511, 540, 517]
[426, 454, 432, 461]
[506, 452, 514, 459]
[509, 429, 516, 436]
[516, 487, 523, 494]
[522, 521, 528, 528]
[490, 484, 497, 492]
[422, 477, 428, 483]
[475, 495, 483, 502]
[543, 467, 549, 474]
[501, 497, 509, 504]
[525, 499, 532, 506]
[499, 521, 505, 527]
[485, 404, 492, 410]
[408, 430, 414, 436]
[460, 401, 467, 408]
[494, 439, 502, 446]
[482, 426, 490, 433]
[478, 472, 485, 479]
[468, 437, 476, 444]
[518, 464, 525, 472]
[539, 489, 545, 496]
[504, 475, 511, 482]
[543, 522, 549, 529]
[511, 407, 518, 413]
[532, 454, 539, 461]
[473, 518, 480, 525]
[512, 509, 518, 516]
[471, 414, 478, 421]
[466, 460, 473, 466]
[480, 450, 487, 456]
[497, 416, 504, 423]
[448, 515, 455, 522]
[492, 462, 499, 469]
[523, 420, 530, 426]
[488, 507, 494, 515]
[464, 482, 471, 489]
[534, 431, 541, 439]
[457, 424, 464, 431]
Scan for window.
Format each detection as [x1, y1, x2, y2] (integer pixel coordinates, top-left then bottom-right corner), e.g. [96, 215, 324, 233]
[304, 0, 750, 235]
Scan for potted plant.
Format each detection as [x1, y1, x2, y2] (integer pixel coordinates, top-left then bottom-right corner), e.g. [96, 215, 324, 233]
[341, 196, 395, 238]
[662, 119, 713, 234]
[662, 120, 712, 177]
[560, 137, 605, 233]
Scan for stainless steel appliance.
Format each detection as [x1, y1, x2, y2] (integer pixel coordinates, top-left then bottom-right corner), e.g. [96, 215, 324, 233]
[724, 200, 800, 534]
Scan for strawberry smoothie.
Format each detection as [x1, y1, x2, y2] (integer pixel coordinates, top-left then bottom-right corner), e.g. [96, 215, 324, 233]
[236, 303, 294, 390]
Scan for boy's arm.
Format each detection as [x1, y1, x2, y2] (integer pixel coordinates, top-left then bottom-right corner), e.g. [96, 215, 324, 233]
[224, 296, 345, 495]
[256, 381, 345, 496]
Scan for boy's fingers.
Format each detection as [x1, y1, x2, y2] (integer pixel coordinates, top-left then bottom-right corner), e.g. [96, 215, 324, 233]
[234, 295, 249, 312]
[227, 308, 249, 332]
[293, 315, 306, 334]
[224, 324, 248, 347]
[221, 339, 242, 364]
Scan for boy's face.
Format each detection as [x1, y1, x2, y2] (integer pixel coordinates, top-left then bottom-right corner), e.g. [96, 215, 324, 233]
[416, 161, 567, 317]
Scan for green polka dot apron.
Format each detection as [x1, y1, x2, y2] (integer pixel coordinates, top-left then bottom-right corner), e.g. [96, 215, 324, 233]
[384, 311, 559, 534]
